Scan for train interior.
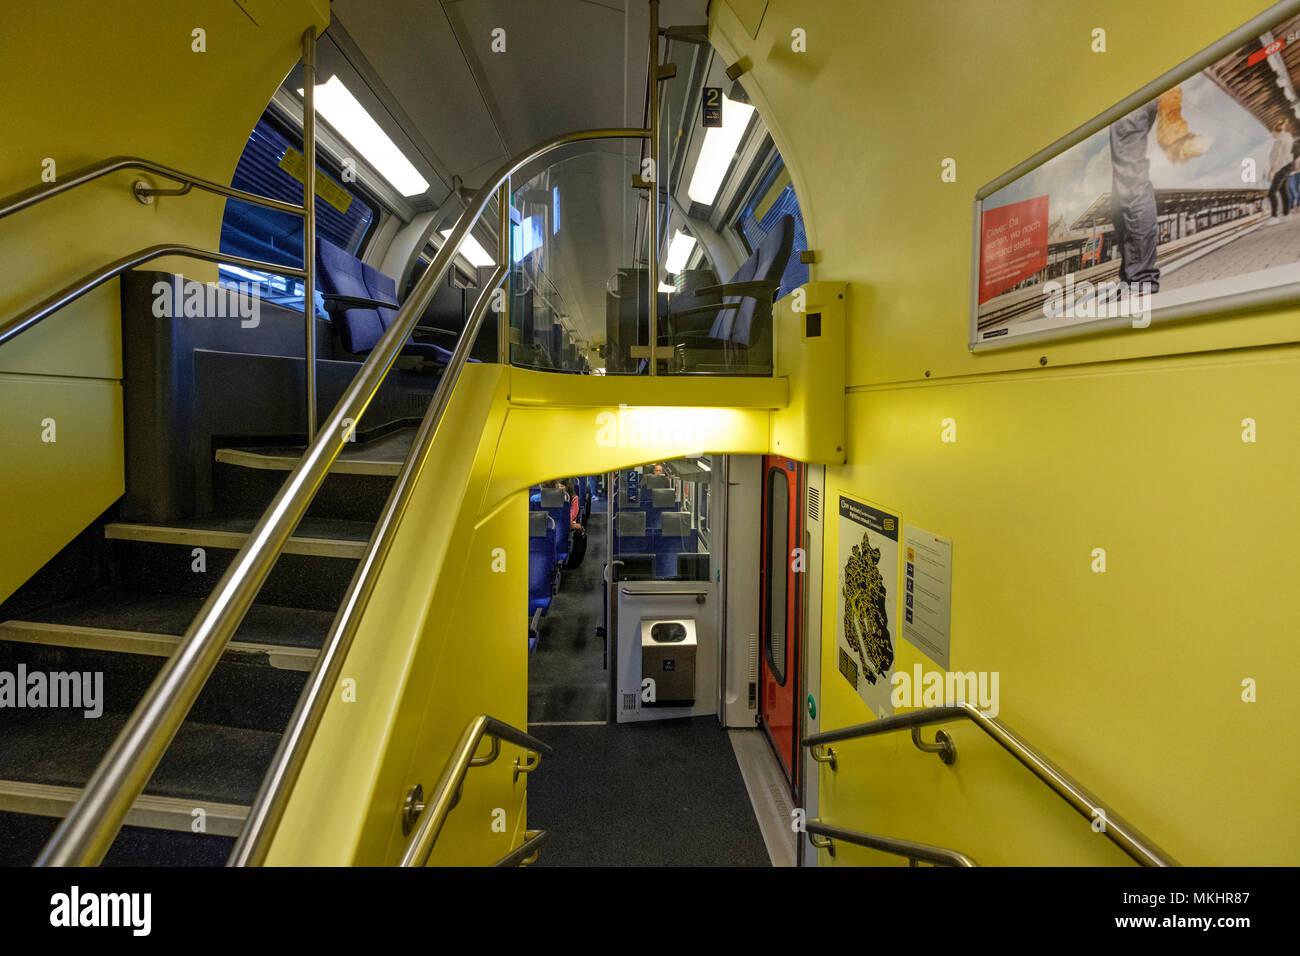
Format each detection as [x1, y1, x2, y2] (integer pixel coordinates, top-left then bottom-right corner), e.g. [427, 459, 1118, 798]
[0, 0, 1294, 886]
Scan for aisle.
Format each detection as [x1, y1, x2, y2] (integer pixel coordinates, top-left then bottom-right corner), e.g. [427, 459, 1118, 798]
[525, 717, 771, 867]
[528, 510, 608, 723]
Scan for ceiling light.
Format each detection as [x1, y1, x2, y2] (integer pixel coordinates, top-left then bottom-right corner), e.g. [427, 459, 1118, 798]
[687, 95, 756, 205]
[301, 75, 430, 196]
[664, 230, 697, 274]
[440, 229, 496, 268]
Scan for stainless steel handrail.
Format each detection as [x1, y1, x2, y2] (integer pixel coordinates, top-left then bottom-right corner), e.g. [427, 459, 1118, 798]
[35, 125, 649, 867]
[802, 701, 1178, 867]
[0, 156, 306, 222]
[228, 188, 509, 865]
[805, 820, 978, 867]
[0, 244, 307, 348]
[493, 829, 548, 867]
[399, 715, 552, 868]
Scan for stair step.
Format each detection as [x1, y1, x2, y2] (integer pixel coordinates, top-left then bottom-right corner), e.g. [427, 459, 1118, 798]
[215, 426, 414, 477]
[1, 587, 332, 653]
[0, 779, 247, 836]
[0, 710, 280, 807]
[105, 517, 371, 560]
[0, 621, 317, 672]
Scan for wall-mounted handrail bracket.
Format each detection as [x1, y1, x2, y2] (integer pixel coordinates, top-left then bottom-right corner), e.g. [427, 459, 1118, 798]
[133, 179, 194, 204]
[513, 750, 541, 784]
[810, 743, 837, 771]
[910, 725, 956, 765]
[402, 783, 424, 836]
[470, 736, 501, 768]
[808, 830, 836, 858]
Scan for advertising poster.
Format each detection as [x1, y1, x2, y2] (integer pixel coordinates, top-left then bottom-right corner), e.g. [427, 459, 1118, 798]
[974, 8, 1300, 346]
[835, 496, 900, 720]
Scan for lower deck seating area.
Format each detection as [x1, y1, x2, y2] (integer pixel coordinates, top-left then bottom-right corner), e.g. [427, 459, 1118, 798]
[527, 478, 594, 649]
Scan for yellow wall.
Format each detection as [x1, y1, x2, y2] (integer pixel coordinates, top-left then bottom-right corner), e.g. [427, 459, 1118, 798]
[713, 0, 1300, 864]
[0, 1, 327, 600]
[269, 367, 783, 864]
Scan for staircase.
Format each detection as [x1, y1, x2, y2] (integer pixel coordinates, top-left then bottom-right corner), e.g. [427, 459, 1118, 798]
[0, 425, 415, 865]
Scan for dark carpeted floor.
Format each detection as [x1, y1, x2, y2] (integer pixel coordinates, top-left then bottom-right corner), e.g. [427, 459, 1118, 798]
[526, 717, 770, 866]
[528, 510, 609, 723]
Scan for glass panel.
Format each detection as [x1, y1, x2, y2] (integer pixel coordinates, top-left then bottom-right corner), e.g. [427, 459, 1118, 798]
[507, 145, 641, 373]
[610, 459, 710, 581]
[765, 468, 788, 685]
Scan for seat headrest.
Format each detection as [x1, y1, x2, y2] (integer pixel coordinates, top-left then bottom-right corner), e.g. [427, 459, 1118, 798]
[661, 511, 691, 536]
[539, 488, 565, 508]
[362, 263, 399, 307]
[651, 487, 676, 508]
[616, 510, 647, 536]
[528, 511, 550, 537]
[643, 474, 670, 489]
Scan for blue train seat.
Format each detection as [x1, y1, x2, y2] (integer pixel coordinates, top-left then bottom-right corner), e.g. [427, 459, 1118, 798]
[528, 510, 557, 617]
[317, 237, 454, 363]
[538, 486, 569, 563]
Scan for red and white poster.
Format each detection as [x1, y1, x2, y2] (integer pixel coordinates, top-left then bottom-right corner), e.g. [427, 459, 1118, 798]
[978, 196, 1049, 304]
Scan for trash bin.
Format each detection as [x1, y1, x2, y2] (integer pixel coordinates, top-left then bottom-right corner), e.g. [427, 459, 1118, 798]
[641, 618, 697, 705]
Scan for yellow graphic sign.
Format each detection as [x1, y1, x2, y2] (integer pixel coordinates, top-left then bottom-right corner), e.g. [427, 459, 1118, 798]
[278, 148, 354, 216]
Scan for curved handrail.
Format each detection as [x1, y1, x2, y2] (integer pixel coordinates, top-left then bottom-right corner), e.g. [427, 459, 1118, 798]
[34, 125, 649, 867]
[0, 244, 307, 348]
[805, 820, 977, 867]
[399, 715, 552, 868]
[803, 702, 1178, 867]
[0, 156, 306, 222]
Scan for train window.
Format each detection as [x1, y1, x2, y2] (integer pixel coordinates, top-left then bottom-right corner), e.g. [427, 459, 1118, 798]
[734, 157, 809, 301]
[218, 112, 377, 313]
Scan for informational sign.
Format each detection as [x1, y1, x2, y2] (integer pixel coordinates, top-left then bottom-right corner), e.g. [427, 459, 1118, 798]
[834, 496, 900, 719]
[701, 86, 723, 128]
[972, 6, 1300, 348]
[901, 526, 953, 669]
[278, 147, 354, 215]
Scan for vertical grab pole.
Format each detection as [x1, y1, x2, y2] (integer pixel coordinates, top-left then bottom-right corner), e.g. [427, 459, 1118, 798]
[302, 27, 319, 438]
[498, 178, 510, 364]
[647, 0, 660, 376]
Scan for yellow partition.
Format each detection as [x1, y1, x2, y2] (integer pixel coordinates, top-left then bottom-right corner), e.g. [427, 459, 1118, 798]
[269, 367, 786, 864]
[712, 0, 1300, 865]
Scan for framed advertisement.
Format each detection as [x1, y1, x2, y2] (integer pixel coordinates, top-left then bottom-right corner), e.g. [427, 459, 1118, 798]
[971, 0, 1300, 349]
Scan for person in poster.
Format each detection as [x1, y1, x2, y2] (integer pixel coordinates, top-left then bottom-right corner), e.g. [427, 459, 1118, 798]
[835, 496, 900, 719]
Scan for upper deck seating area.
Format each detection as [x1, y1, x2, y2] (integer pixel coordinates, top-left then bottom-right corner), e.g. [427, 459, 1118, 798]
[317, 238, 461, 364]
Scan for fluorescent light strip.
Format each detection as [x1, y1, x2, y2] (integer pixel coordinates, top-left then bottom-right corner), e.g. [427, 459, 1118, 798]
[664, 230, 697, 274]
[302, 76, 430, 197]
[440, 229, 496, 268]
[687, 95, 755, 206]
